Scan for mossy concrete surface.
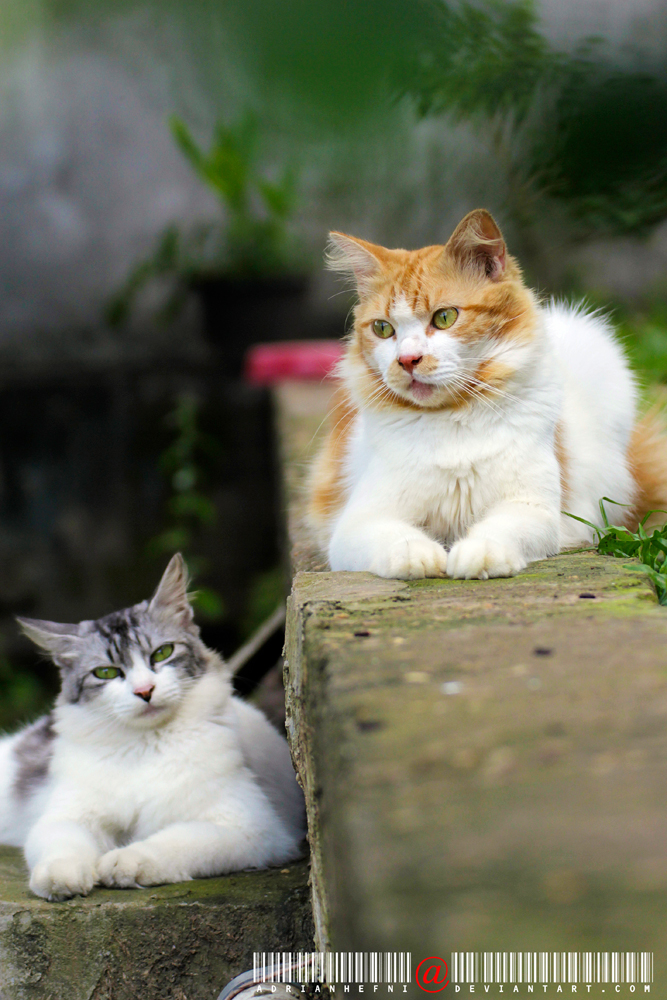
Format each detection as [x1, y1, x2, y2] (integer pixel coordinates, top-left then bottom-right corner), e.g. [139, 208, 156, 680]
[277, 382, 667, 986]
[0, 848, 312, 1000]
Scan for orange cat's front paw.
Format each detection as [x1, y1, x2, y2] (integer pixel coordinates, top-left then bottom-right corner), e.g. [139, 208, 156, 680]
[369, 536, 448, 580]
[447, 538, 524, 580]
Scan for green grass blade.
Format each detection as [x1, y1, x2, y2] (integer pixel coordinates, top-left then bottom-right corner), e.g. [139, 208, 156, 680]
[641, 508, 667, 526]
[573, 496, 667, 608]
[562, 510, 603, 542]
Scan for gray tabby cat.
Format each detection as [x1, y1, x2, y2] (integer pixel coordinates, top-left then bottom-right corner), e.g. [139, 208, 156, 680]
[0, 554, 304, 900]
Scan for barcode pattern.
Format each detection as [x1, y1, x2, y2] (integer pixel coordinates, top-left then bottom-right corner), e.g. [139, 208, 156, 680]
[451, 952, 653, 984]
[252, 952, 412, 984]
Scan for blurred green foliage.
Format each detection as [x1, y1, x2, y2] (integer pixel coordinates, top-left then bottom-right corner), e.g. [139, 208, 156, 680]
[170, 112, 297, 275]
[241, 566, 285, 640]
[406, 0, 557, 124]
[537, 59, 667, 232]
[106, 225, 185, 327]
[148, 392, 225, 621]
[0, 655, 53, 731]
[34, 0, 435, 127]
[107, 112, 301, 325]
[404, 0, 667, 235]
[24, 0, 667, 241]
[211, 0, 436, 124]
[166, 0, 667, 237]
[618, 306, 667, 387]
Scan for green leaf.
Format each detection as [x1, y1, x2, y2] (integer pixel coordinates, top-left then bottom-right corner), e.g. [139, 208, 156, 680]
[562, 510, 603, 542]
[145, 528, 192, 557]
[190, 587, 225, 621]
[169, 116, 207, 176]
[168, 492, 217, 526]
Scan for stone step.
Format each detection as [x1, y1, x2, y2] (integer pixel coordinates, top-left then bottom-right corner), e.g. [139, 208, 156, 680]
[276, 380, 667, 994]
[0, 847, 312, 1000]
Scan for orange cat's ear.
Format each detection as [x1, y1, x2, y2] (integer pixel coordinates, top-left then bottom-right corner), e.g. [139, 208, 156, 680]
[325, 232, 387, 293]
[445, 209, 506, 282]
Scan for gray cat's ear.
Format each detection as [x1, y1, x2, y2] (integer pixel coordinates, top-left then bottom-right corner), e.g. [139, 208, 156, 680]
[16, 617, 81, 665]
[445, 209, 507, 282]
[325, 232, 389, 294]
[149, 553, 194, 627]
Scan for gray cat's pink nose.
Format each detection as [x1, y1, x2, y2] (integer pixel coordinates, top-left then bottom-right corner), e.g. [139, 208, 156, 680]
[134, 684, 154, 703]
[398, 354, 423, 374]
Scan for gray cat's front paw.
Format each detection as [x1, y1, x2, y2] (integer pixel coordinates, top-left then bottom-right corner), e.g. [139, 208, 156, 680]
[97, 845, 190, 888]
[30, 856, 96, 901]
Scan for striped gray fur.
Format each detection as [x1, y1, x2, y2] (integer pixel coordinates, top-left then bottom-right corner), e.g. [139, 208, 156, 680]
[13, 715, 55, 799]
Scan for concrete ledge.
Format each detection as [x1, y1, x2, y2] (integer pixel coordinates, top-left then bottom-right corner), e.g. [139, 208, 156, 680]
[276, 381, 667, 971]
[0, 848, 312, 1000]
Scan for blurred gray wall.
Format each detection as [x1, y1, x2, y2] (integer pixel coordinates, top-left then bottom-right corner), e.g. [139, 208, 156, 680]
[1, 0, 667, 361]
[541, 0, 667, 52]
[0, 13, 222, 363]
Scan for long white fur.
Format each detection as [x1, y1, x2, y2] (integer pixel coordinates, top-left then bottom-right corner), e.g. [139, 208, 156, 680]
[0, 663, 303, 900]
[326, 301, 637, 579]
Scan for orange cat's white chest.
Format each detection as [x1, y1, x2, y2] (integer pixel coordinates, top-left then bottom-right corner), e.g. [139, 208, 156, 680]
[348, 410, 551, 543]
[427, 468, 486, 542]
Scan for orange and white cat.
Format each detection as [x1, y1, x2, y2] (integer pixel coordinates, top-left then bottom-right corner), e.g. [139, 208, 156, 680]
[307, 209, 667, 580]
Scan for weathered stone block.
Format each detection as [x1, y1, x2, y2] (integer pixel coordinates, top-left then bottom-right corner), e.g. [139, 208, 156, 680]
[276, 381, 667, 994]
[0, 848, 312, 1000]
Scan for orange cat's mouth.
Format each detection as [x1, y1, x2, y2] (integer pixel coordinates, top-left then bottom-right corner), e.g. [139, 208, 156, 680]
[409, 380, 434, 400]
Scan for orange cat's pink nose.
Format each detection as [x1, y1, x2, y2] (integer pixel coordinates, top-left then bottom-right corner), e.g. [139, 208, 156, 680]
[398, 354, 423, 374]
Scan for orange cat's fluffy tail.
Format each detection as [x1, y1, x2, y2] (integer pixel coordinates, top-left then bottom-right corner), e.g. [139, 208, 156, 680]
[628, 408, 667, 527]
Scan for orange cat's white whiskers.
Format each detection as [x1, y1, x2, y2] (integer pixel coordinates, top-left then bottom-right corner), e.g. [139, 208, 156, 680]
[468, 378, 523, 408]
[447, 374, 509, 420]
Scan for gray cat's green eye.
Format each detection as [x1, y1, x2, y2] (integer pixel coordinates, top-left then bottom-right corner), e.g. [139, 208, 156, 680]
[151, 643, 174, 664]
[432, 307, 458, 330]
[93, 666, 122, 681]
[372, 320, 395, 339]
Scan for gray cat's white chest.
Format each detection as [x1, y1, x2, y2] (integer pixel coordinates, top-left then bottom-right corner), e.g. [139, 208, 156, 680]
[54, 725, 230, 838]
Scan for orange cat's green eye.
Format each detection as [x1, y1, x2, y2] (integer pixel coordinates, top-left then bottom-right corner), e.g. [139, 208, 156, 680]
[93, 666, 122, 680]
[432, 308, 458, 330]
[372, 320, 395, 339]
[151, 643, 174, 664]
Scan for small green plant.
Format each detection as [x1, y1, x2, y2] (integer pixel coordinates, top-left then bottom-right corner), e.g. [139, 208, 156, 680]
[148, 393, 225, 621]
[565, 498, 667, 604]
[170, 112, 297, 276]
[108, 112, 299, 326]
